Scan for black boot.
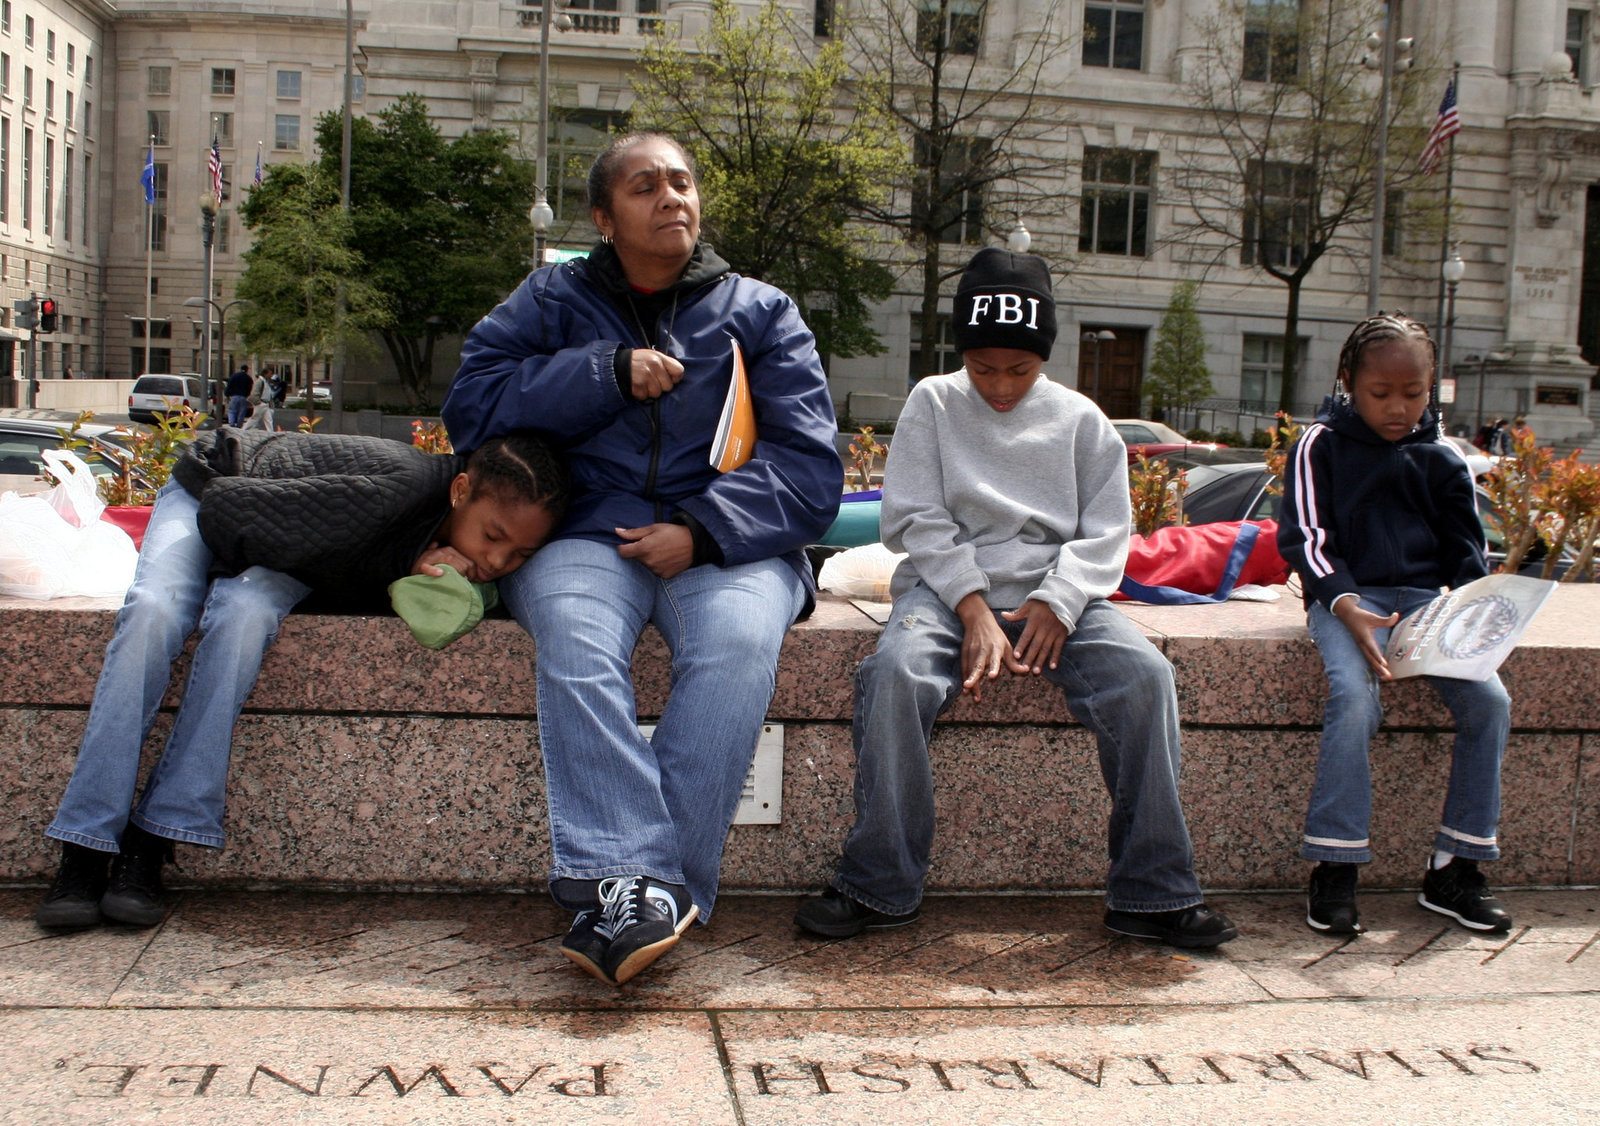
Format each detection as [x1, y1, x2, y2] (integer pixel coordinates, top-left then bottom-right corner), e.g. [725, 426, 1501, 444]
[35, 842, 111, 929]
[99, 823, 173, 927]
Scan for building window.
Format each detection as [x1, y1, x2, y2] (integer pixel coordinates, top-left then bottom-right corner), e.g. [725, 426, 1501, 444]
[147, 109, 169, 147]
[213, 111, 233, 146]
[22, 14, 30, 48]
[549, 109, 628, 223]
[1244, 0, 1300, 84]
[1079, 147, 1154, 256]
[84, 54, 91, 85]
[2, 53, 9, 95]
[814, 0, 833, 37]
[1083, 0, 1145, 70]
[909, 312, 960, 384]
[274, 113, 300, 150]
[913, 135, 988, 245]
[62, 143, 70, 241]
[148, 162, 168, 251]
[1, 3, 9, 36]
[41, 136, 49, 235]
[130, 347, 172, 376]
[1241, 333, 1306, 411]
[217, 209, 229, 254]
[276, 69, 301, 99]
[43, 76, 50, 117]
[82, 100, 90, 138]
[81, 152, 89, 240]
[1, 118, 8, 224]
[351, 74, 366, 101]
[20, 123, 29, 230]
[1568, 7, 1590, 84]
[211, 67, 235, 96]
[1242, 159, 1311, 269]
[219, 162, 231, 201]
[1383, 187, 1404, 256]
[147, 65, 170, 95]
[916, 0, 983, 56]
[64, 90, 71, 127]
[65, 43, 72, 74]
[21, 63, 28, 105]
[45, 29, 52, 61]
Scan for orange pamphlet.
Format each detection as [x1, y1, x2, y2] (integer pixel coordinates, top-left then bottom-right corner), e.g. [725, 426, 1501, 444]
[710, 335, 757, 473]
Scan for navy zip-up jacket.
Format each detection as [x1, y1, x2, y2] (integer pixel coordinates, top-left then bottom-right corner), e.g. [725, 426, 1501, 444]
[1277, 397, 1488, 610]
[441, 241, 842, 606]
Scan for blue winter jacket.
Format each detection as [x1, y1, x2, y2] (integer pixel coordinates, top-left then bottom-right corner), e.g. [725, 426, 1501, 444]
[441, 242, 843, 605]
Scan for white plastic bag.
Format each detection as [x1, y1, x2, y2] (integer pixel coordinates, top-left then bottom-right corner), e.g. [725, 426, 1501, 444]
[818, 542, 906, 601]
[0, 491, 138, 600]
[40, 448, 105, 528]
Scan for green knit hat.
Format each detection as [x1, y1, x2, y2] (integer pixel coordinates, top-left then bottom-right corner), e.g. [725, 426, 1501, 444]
[388, 565, 500, 649]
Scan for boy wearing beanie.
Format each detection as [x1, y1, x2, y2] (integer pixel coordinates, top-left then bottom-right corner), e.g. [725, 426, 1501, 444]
[795, 247, 1236, 948]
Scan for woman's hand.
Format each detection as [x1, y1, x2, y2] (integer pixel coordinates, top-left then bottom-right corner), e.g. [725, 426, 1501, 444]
[1001, 600, 1068, 674]
[414, 544, 481, 582]
[629, 349, 685, 401]
[616, 523, 694, 578]
[1332, 596, 1400, 680]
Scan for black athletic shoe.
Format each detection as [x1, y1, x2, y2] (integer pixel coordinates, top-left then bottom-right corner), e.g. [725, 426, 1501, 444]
[1306, 861, 1364, 935]
[99, 823, 173, 928]
[597, 876, 698, 985]
[35, 843, 111, 929]
[559, 909, 613, 984]
[1103, 903, 1239, 948]
[1419, 857, 1512, 933]
[793, 887, 921, 939]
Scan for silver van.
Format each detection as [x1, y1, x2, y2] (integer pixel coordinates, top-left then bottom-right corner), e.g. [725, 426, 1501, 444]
[128, 373, 205, 424]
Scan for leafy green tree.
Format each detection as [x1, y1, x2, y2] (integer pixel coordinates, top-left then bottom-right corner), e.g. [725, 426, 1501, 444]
[1145, 280, 1214, 422]
[313, 94, 536, 409]
[630, 0, 900, 360]
[236, 161, 390, 403]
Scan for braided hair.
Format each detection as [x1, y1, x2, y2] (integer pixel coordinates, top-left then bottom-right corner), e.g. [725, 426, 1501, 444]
[1336, 310, 1437, 391]
[465, 433, 571, 524]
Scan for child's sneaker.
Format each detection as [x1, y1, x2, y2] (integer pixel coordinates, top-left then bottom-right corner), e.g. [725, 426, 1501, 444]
[1419, 857, 1512, 933]
[35, 843, 111, 929]
[558, 908, 613, 984]
[99, 823, 173, 928]
[597, 876, 698, 985]
[1306, 861, 1363, 935]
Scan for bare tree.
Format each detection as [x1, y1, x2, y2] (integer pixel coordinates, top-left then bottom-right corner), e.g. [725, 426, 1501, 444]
[1167, 0, 1442, 412]
[841, 0, 1077, 378]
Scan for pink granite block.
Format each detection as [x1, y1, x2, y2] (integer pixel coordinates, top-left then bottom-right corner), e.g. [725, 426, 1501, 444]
[1568, 734, 1600, 885]
[1180, 729, 1321, 890]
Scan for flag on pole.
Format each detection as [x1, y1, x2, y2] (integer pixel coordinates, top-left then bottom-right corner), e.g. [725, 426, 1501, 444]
[253, 143, 263, 187]
[140, 141, 156, 204]
[208, 135, 224, 202]
[1418, 79, 1461, 175]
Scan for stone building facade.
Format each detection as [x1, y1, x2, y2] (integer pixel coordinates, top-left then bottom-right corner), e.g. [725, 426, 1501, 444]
[4, 0, 1597, 443]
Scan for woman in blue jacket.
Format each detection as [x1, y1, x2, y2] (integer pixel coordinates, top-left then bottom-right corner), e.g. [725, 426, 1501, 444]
[442, 132, 842, 986]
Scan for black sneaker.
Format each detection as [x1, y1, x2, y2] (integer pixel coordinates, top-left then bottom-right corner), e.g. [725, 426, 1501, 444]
[794, 887, 921, 939]
[35, 843, 112, 929]
[1103, 904, 1239, 948]
[99, 823, 173, 928]
[597, 876, 698, 985]
[1419, 857, 1512, 933]
[559, 909, 612, 984]
[1306, 861, 1364, 935]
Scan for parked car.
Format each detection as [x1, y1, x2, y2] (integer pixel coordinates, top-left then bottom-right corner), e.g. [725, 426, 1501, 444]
[0, 408, 149, 496]
[283, 381, 333, 408]
[1113, 418, 1231, 465]
[128, 373, 206, 424]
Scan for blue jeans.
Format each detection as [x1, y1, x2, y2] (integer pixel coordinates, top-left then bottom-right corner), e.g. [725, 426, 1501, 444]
[501, 537, 806, 920]
[1302, 586, 1511, 864]
[46, 484, 309, 852]
[832, 585, 1204, 914]
[227, 395, 250, 427]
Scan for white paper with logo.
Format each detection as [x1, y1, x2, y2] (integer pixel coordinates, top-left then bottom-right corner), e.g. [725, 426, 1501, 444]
[1383, 573, 1555, 681]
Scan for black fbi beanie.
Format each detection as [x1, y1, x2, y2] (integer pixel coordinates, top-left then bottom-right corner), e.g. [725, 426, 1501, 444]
[951, 247, 1058, 361]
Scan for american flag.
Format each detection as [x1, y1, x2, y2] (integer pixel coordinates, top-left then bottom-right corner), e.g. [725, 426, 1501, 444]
[208, 135, 224, 202]
[253, 143, 263, 187]
[1418, 79, 1460, 175]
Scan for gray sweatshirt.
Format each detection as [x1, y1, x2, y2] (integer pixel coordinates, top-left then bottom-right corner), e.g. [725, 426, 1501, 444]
[882, 369, 1131, 632]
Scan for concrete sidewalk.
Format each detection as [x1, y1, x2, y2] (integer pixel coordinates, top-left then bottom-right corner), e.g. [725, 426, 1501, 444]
[0, 886, 1596, 1124]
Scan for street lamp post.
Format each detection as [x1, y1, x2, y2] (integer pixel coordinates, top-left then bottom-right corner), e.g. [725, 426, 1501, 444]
[531, 0, 572, 265]
[1363, 8, 1415, 315]
[1082, 329, 1116, 406]
[1439, 249, 1465, 428]
[185, 296, 251, 410]
[198, 192, 219, 407]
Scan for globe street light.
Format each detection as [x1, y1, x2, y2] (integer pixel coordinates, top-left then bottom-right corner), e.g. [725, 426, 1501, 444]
[1006, 221, 1031, 254]
[532, 0, 573, 266]
[197, 191, 219, 404]
[1438, 249, 1466, 421]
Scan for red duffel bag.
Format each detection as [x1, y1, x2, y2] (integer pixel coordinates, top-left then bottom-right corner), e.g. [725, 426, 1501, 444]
[101, 505, 154, 551]
[1114, 519, 1291, 604]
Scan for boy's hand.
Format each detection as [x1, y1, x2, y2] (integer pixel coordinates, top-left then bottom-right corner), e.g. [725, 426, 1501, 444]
[1001, 600, 1068, 673]
[1332, 596, 1400, 680]
[629, 349, 684, 401]
[616, 523, 694, 579]
[956, 592, 1030, 703]
[414, 544, 479, 581]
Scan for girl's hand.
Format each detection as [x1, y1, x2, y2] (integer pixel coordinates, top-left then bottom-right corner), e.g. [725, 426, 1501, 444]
[1332, 596, 1400, 680]
[1001, 600, 1068, 674]
[629, 349, 685, 401]
[414, 543, 480, 581]
[616, 523, 694, 578]
[956, 592, 1030, 703]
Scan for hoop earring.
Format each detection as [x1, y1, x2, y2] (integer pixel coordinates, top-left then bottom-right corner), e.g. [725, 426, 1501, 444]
[1332, 377, 1351, 406]
[598, 233, 613, 246]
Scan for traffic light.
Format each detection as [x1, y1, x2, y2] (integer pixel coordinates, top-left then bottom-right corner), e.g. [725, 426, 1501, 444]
[37, 297, 57, 333]
[11, 296, 36, 330]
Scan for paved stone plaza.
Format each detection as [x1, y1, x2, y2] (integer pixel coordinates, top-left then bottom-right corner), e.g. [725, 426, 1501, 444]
[0, 885, 1596, 1124]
